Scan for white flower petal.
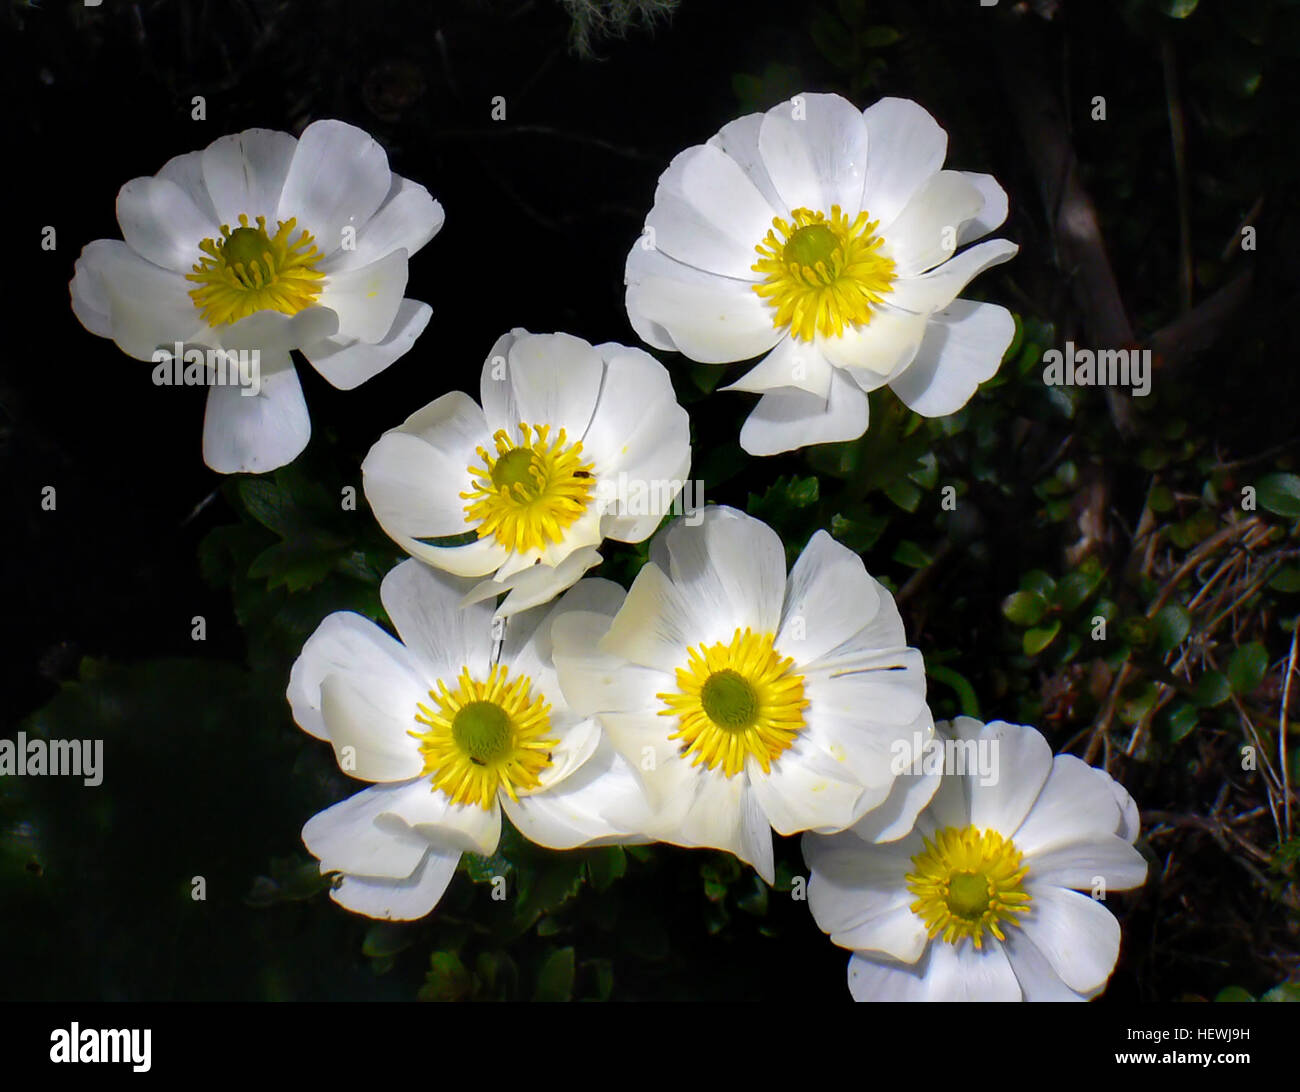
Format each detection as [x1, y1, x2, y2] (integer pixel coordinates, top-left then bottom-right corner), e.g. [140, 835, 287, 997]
[707, 111, 787, 217]
[860, 97, 949, 228]
[276, 119, 392, 253]
[777, 530, 880, 664]
[845, 749, 943, 845]
[749, 742, 866, 836]
[481, 330, 605, 440]
[329, 847, 460, 922]
[1003, 927, 1092, 1001]
[1020, 883, 1122, 995]
[954, 171, 1008, 247]
[200, 127, 299, 226]
[888, 300, 1014, 417]
[116, 175, 220, 273]
[1011, 753, 1127, 857]
[302, 783, 432, 878]
[804, 829, 927, 958]
[660, 506, 786, 641]
[645, 142, 777, 279]
[625, 263, 781, 365]
[817, 304, 929, 381]
[288, 610, 426, 742]
[361, 391, 490, 549]
[69, 240, 119, 339]
[503, 736, 652, 849]
[739, 367, 869, 456]
[201, 352, 310, 474]
[552, 610, 664, 716]
[323, 176, 444, 271]
[598, 562, 701, 674]
[302, 298, 431, 390]
[582, 343, 690, 483]
[156, 149, 220, 224]
[1025, 833, 1148, 893]
[462, 547, 604, 619]
[313, 248, 407, 343]
[757, 92, 869, 217]
[962, 720, 1053, 836]
[319, 673, 425, 783]
[378, 559, 495, 684]
[374, 777, 502, 856]
[885, 238, 1019, 315]
[849, 940, 1021, 1002]
[881, 170, 984, 278]
[721, 335, 834, 398]
[86, 242, 206, 361]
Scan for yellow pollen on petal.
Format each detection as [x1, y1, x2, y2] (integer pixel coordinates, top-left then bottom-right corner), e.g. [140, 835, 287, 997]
[751, 205, 896, 341]
[410, 664, 557, 810]
[656, 627, 808, 778]
[905, 825, 1032, 950]
[460, 423, 596, 554]
[186, 213, 325, 326]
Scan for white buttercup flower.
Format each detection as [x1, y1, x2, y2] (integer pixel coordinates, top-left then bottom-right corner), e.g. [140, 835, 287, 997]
[362, 329, 691, 617]
[625, 93, 1018, 455]
[803, 718, 1147, 1001]
[287, 560, 650, 921]
[70, 119, 444, 474]
[552, 505, 933, 884]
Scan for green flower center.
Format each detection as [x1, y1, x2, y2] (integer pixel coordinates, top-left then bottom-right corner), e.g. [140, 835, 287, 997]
[220, 225, 277, 285]
[490, 447, 542, 495]
[782, 223, 839, 271]
[451, 701, 513, 765]
[947, 871, 993, 920]
[700, 669, 759, 731]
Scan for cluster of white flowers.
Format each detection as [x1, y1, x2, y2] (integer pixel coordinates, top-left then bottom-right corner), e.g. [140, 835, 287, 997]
[73, 93, 1146, 1002]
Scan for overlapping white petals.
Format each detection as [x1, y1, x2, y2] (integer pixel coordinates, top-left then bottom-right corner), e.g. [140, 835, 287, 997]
[624, 91, 1018, 455]
[70, 118, 443, 473]
[554, 506, 932, 885]
[804, 718, 1147, 1002]
[289, 563, 650, 922]
[362, 330, 690, 616]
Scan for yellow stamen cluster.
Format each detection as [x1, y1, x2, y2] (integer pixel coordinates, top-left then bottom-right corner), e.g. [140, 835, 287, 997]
[658, 628, 808, 778]
[906, 826, 1032, 949]
[751, 205, 896, 341]
[461, 423, 596, 554]
[411, 664, 556, 810]
[187, 213, 325, 326]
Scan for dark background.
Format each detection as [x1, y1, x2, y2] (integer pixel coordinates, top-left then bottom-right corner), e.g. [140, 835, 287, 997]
[2, 0, 1298, 1001]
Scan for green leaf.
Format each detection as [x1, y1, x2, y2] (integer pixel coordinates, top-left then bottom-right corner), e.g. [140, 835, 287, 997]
[1261, 982, 1300, 1002]
[584, 846, 627, 892]
[1019, 570, 1057, 597]
[1256, 473, 1300, 518]
[1056, 569, 1103, 612]
[1214, 985, 1255, 1002]
[362, 922, 416, 959]
[419, 951, 472, 1002]
[1149, 484, 1175, 514]
[1024, 621, 1061, 656]
[1167, 704, 1198, 742]
[1226, 642, 1269, 694]
[1192, 671, 1231, 707]
[859, 25, 902, 47]
[1268, 566, 1300, 593]
[884, 477, 923, 513]
[892, 540, 933, 569]
[533, 947, 576, 1001]
[1153, 603, 1192, 655]
[1002, 590, 1048, 627]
